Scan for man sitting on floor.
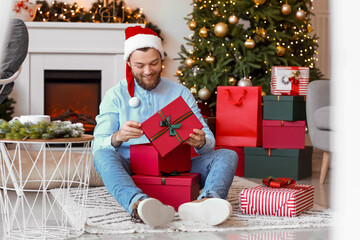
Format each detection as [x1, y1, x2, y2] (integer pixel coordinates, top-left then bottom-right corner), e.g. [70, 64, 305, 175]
[92, 26, 238, 228]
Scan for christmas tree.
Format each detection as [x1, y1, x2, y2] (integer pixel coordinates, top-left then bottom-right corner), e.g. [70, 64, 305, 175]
[176, 0, 322, 110]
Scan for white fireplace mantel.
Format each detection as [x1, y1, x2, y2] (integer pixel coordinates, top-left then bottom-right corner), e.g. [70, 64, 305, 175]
[10, 22, 143, 117]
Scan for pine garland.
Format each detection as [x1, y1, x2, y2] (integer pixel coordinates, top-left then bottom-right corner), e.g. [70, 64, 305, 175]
[0, 120, 85, 140]
[34, 0, 145, 23]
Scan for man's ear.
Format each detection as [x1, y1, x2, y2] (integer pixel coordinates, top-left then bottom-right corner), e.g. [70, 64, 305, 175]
[127, 61, 131, 67]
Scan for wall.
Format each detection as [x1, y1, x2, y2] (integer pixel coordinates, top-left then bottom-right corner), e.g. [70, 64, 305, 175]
[43, 0, 193, 81]
[312, 0, 330, 79]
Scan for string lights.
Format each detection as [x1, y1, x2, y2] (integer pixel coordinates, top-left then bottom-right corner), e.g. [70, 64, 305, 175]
[33, 0, 145, 24]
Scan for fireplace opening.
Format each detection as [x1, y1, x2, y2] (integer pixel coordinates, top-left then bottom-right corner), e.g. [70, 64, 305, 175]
[44, 70, 101, 133]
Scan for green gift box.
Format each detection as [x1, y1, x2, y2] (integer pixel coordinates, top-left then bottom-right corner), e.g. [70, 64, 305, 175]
[244, 146, 313, 180]
[263, 95, 306, 121]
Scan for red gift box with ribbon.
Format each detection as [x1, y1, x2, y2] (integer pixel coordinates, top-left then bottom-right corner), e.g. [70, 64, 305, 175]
[271, 66, 309, 96]
[130, 143, 191, 176]
[240, 177, 314, 217]
[262, 120, 306, 149]
[141, 96, 203, 157]
[132, 173, 200, 211]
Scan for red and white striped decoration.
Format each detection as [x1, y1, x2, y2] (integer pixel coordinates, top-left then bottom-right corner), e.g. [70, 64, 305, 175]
[271, 66, 310, 96]
[240, 184, 314, 217]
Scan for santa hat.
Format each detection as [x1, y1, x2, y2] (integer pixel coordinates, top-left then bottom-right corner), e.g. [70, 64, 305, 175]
[124, 26, 164, 106]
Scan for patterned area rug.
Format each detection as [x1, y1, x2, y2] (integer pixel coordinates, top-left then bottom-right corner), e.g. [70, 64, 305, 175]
[51, 177, 333, 234]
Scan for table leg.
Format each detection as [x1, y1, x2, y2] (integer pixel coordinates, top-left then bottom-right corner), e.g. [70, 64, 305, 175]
[0, 143, 23, 197]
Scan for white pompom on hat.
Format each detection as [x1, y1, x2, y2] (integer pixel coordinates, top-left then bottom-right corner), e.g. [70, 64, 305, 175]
[124, 26, 164, 107]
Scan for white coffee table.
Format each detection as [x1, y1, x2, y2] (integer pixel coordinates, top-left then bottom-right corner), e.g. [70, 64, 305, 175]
[0, 134, 94, 239]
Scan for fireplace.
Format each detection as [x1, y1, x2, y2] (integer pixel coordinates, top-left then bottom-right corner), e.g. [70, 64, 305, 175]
[44, 70, 101, 132]
[10, 22, 136, 120]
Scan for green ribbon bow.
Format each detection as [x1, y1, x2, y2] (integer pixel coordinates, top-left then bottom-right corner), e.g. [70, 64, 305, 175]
[160, 115, 182, 136]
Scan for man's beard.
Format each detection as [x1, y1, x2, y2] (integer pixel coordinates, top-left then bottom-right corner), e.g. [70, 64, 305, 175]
[133, 71, 161, 91]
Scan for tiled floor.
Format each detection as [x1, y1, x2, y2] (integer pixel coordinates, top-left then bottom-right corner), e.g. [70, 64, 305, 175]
[0, 147, 331, 240]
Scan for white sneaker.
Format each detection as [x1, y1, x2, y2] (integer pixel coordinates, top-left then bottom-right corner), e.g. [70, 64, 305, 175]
[178, 198, 232, 226]
[137, 198, 175, 227]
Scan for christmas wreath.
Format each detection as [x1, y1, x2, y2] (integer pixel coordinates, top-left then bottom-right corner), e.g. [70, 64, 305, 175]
[0, 120, 84, 140]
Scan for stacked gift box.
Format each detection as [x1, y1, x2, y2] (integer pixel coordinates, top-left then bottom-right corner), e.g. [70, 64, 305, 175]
[130, 96, 202, 211]
[244, 66, 313, 180]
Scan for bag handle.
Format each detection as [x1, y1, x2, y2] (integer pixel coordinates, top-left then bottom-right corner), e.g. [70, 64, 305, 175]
[225, 88, 247, 105]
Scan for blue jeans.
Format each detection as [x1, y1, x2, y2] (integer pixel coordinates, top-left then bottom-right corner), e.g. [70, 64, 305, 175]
[93, 148, 238, 213]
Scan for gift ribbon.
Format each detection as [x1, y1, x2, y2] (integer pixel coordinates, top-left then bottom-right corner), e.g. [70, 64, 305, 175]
[149, 110, 194, 144]
[160, 171, 191, 185]
[287, 70, 300, 96]
[262, 176, 296, 188]
[160, 170, 180, 177]
[160, 116, 182, 137]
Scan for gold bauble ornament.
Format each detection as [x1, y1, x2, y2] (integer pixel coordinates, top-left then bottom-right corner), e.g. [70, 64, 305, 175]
[307, 25, 313, 33]
[296, 9, 306, 20]
[198, 87, 211, 100]
[253, 0, 266, 5]
[261, 91, 267, 96]
[245, 39, 255, 49]
[176, 69, 184, 76]
[305, 125, 309, 133]
[237, 77, 252, 87]
[281, 3, 291, 15]
[214, 22, 229, 37]
[205, 55, 215, 64]
[185, 57, 195, 68]
[228, 76, 237, 86]
[190, 86, 197, 95]
[255, 27, 266, 42]
[276, 45, 286, 56]
[188, 20, 197, 31]
[228, 14, 239, 25]
[199, 26, 208, 38]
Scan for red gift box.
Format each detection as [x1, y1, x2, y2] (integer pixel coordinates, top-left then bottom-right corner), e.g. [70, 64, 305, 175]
[271, 66, 309, 96]
[132, 173, 200, 211]
[141, 96, 203, 157]
[240, 184, 314, 217]
[191, 146, 244, 176]
[262, 120, 305, 149]
[130, 143, 191, 176]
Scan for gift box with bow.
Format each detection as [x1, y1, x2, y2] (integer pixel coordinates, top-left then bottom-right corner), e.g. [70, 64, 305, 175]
[271, 66, 309, 96]
[240, 178, 314, 217]
[141, 96, 203, 157]
[132, 173, 200, 211]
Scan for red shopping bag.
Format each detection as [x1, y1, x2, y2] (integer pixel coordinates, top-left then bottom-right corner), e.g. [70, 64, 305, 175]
[215, 86, 262, 147]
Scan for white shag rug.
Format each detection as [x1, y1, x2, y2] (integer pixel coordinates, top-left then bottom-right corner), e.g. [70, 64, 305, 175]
[50, 176, 332, 234]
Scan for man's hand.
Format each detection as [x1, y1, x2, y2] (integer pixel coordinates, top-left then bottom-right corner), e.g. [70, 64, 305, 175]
[111, 120, 143, 148]
[185, 129, 206, 149]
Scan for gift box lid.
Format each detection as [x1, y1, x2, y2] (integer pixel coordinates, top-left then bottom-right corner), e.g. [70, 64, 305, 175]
[132, 173, 200, 186]
[141, 96, 203, 157]
[263, 95, 306, 102]
[271, 66, 310, 71]
[263, 120, 306, 127]
[244, 147, 303, 157]
[246, 184, 314, 193]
